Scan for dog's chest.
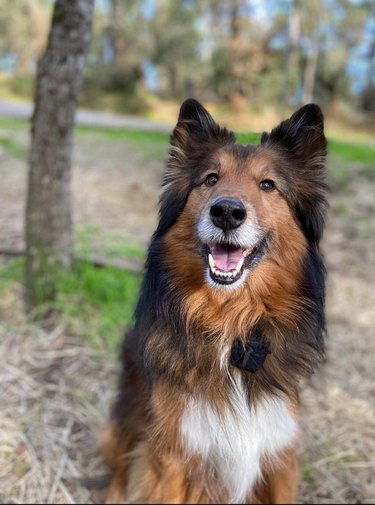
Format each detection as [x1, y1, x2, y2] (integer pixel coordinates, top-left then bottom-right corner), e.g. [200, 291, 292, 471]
[180, 382, 297, 503]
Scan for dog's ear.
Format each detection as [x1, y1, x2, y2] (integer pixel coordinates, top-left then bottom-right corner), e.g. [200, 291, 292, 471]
[170, 98, 235, 154]
[261, 104, 326, 169]
[156, 100, 234, 236]
[261, 104, 328, 243]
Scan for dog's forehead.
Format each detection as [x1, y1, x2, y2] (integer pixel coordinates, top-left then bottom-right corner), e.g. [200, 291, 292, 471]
[214, 144, 277, 175]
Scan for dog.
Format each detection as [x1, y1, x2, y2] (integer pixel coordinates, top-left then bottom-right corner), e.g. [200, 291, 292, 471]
[102, 99, 327, 504]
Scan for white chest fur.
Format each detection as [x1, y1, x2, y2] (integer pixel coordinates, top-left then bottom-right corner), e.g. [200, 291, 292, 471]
[180, 381, 298, 503]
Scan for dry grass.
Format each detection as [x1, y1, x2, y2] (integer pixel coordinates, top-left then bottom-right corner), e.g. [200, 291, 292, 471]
[0, 320, 117, 504]
[299, 376, 375, 504]
[0, 288, 374, 504]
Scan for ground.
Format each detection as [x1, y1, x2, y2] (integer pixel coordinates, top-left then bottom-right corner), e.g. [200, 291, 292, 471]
[0, 117, 374, 504]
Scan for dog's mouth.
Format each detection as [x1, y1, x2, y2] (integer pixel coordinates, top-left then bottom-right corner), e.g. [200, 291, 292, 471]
[203, 237, 268, 286]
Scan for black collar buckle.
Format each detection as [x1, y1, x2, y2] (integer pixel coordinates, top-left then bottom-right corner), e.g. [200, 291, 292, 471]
[230, 331, 270, 373]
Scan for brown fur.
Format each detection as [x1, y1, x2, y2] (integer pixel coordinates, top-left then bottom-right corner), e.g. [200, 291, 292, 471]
[102, 99, 327, 504]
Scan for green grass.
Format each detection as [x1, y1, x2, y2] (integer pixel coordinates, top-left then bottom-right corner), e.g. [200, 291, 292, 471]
[53, 260, 141, 349]
[328, 138, 375, 165]
[0, 116, 29, 129]
[76, 124, 168, 143]
[236, 132, 261, 144]
[0, 258, 141, 349]
[0, 259, 23, 287]
[76, 124, 169, 161]
[75, 225, 146, 261]
[0, 136, 26, 159]
[301, 459, 316, 485]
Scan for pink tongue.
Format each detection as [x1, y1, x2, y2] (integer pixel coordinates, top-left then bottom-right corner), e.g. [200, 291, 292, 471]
[211, 244, 244, 271]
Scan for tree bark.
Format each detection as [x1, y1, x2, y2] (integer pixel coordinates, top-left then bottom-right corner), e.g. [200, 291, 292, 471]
[25, 0, 94, 310]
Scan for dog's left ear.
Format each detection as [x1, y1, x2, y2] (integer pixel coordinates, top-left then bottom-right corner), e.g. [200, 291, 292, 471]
[261, 104, 326, 169]
[261, 104, 328, 243]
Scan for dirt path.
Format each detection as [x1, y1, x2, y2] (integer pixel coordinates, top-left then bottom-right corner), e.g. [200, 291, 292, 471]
[0, 99, 172, 132]
[0, 124, 374, 503]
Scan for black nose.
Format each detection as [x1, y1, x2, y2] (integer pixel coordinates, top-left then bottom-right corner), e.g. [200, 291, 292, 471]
[210, 198, 247, 231]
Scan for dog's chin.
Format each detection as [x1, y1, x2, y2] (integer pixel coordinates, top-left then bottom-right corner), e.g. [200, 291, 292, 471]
[202, 236, 268, 288]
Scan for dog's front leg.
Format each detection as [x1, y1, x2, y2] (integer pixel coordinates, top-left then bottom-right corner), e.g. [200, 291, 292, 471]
[249, 446, 300, 505]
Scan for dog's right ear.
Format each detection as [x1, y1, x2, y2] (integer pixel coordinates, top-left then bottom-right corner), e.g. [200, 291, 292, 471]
[170, 98, 235, 154]
[156, 100, 234, 236]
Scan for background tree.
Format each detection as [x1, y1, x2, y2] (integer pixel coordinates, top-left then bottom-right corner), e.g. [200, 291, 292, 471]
[0, 0, 373, 116]
[0, 0, 51, 74]
[149, 0, 201, 98]
[25, 0, 95, 310]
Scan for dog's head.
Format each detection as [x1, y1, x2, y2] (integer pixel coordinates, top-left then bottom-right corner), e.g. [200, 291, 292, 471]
[158, 99, 327, 292]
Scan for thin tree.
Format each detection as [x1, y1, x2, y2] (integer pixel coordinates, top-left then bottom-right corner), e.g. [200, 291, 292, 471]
[25, 0, 95, 310]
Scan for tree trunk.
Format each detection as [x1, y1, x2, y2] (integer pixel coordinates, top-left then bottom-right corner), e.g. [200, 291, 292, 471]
[167, 65, 178, 98]
[302, 41, 319, 104]
[25, 0, 94, 310]
[283, 0, 301, 106]
[109, 0, 126, 68]
[230, 0, 240, 38]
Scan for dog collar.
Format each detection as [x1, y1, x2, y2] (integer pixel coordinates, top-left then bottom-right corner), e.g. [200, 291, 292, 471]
[230, 331, 270, 373]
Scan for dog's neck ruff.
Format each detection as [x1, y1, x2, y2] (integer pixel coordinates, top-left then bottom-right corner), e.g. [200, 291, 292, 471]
[230, 331, 270, 373]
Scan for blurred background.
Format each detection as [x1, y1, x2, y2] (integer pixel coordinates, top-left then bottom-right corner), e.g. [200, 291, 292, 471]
[0, 0, 375, 127]
[0, 1, 374, 504]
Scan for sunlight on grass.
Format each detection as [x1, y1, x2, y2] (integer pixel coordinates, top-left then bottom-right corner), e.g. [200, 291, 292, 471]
[54, 261, 141, 349]
[0, 258, 141, 349]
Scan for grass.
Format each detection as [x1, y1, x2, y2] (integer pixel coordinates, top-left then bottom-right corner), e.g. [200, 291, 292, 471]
[76, 124, 169, 162]
[0, 136, 26, 159]
[75, 225, 146, 261]
[52, 260, 141, 349]
[0, 258, 141, 349]
[236, 132, 261, 144]
[328, 138, 375, 166]
[0, 258, 23, 286]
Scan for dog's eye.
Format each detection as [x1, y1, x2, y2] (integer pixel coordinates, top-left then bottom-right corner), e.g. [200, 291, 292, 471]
[205, 173, 219, 187]
[259, 179, 276, 192]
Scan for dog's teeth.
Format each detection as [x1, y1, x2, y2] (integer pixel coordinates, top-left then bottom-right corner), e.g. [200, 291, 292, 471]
[210, 264, 241, 280]
[235, 257, 244, 272]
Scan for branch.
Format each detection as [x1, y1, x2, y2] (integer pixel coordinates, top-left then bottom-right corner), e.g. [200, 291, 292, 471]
[0, 249, 143, 274]
[0, 248, 25, 257]
[76, 254, 143, 274]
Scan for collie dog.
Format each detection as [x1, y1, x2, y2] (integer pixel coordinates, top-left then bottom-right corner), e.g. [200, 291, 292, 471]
[102, 99, 327, 504]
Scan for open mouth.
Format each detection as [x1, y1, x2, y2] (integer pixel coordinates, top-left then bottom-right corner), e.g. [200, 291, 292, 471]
[204, 239, 267, 286]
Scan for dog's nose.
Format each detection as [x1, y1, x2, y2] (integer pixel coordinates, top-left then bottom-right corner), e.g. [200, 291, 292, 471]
[210, 198, 247, 231]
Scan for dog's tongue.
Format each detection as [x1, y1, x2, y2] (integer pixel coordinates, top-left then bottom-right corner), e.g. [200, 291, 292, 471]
[211, 244, 244, 271]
